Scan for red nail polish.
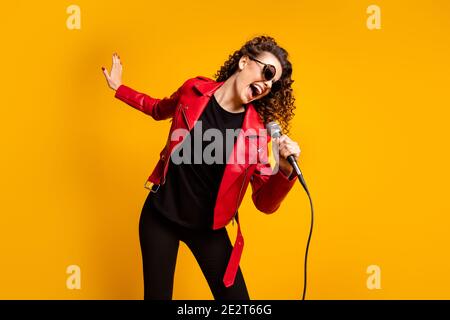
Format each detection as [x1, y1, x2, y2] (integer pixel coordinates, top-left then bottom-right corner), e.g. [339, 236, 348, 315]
[102, 67, 105, 71]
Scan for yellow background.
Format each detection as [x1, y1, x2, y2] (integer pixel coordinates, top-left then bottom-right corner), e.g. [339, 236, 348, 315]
[1, 0, 449, 299]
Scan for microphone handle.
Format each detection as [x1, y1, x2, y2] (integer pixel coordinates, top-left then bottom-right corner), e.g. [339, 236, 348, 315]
[287, 155, 309, 194]
[287, 155, 302, 177]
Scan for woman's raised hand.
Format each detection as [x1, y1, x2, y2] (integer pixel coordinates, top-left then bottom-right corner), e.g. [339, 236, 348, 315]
[101, 52, 123, 91]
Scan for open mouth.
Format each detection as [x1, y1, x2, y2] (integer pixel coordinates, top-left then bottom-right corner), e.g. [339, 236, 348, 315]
[249, 83, 263, 99]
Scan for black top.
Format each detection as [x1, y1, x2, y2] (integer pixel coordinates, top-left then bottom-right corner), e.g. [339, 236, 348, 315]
[147, 94, 246, 229]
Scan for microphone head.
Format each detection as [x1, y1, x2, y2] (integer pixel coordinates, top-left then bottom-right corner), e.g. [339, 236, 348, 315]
[266, 121, 282, 138]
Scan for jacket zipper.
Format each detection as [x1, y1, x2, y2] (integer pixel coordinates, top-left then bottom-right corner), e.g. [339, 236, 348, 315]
[181, 104, 191, 129]
[232, 166, 248, 226]
[159, 103, 184, 186]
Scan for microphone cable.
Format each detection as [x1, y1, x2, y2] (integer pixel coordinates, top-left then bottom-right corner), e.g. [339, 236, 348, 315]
[296, 173, 313, 300]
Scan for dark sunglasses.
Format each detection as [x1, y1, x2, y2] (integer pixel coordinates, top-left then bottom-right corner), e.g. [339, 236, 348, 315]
[248, 55, 282, 93]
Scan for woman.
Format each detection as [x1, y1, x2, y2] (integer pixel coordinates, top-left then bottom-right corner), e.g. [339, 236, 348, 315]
[101, 35, 301, 300]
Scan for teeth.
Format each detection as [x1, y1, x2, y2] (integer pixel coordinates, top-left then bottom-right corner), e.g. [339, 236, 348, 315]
[254, 84, 262, 95]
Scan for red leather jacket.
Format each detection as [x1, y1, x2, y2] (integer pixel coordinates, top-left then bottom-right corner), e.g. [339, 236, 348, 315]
[114, 76, 298, 288]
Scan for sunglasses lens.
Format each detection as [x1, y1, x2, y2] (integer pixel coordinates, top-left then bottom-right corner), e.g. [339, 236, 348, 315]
[264, 65, 276, 81]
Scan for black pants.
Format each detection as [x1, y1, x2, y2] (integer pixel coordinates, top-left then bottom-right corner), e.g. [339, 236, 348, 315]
[139, 193, 250, 300]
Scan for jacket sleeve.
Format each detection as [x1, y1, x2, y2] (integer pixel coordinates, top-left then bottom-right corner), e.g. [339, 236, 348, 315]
[250, 160, 298, 214]
[113, 80, 187, 120]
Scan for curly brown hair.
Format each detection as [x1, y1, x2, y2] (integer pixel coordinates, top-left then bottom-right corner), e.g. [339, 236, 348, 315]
[214, 35, 296, 135]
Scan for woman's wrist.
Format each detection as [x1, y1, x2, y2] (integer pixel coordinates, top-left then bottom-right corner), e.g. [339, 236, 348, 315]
[279, 163, 293, 178]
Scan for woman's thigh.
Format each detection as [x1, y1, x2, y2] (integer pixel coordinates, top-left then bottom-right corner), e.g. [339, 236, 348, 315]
[139, 197, 180, 300]
[182, 228, 250, 300]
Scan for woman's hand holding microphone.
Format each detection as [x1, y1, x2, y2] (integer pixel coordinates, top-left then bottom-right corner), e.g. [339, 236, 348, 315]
[274, 135, 301, 178]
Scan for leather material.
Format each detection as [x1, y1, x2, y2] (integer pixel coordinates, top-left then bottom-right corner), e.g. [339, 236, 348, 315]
[114, 76, 298, 287]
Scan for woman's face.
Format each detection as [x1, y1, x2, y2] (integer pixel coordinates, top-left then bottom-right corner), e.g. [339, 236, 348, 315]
[235, 51, 283, 104]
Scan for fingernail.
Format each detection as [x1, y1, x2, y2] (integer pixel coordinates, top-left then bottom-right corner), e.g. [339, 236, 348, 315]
[101, 67, 105, 71]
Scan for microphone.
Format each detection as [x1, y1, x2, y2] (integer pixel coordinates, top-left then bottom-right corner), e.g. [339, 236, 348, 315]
[266, 121, 308, 193]
[265, 120, 314, 301]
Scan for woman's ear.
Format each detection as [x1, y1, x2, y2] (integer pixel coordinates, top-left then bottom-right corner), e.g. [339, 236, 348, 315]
[238, 55, 248, 71]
